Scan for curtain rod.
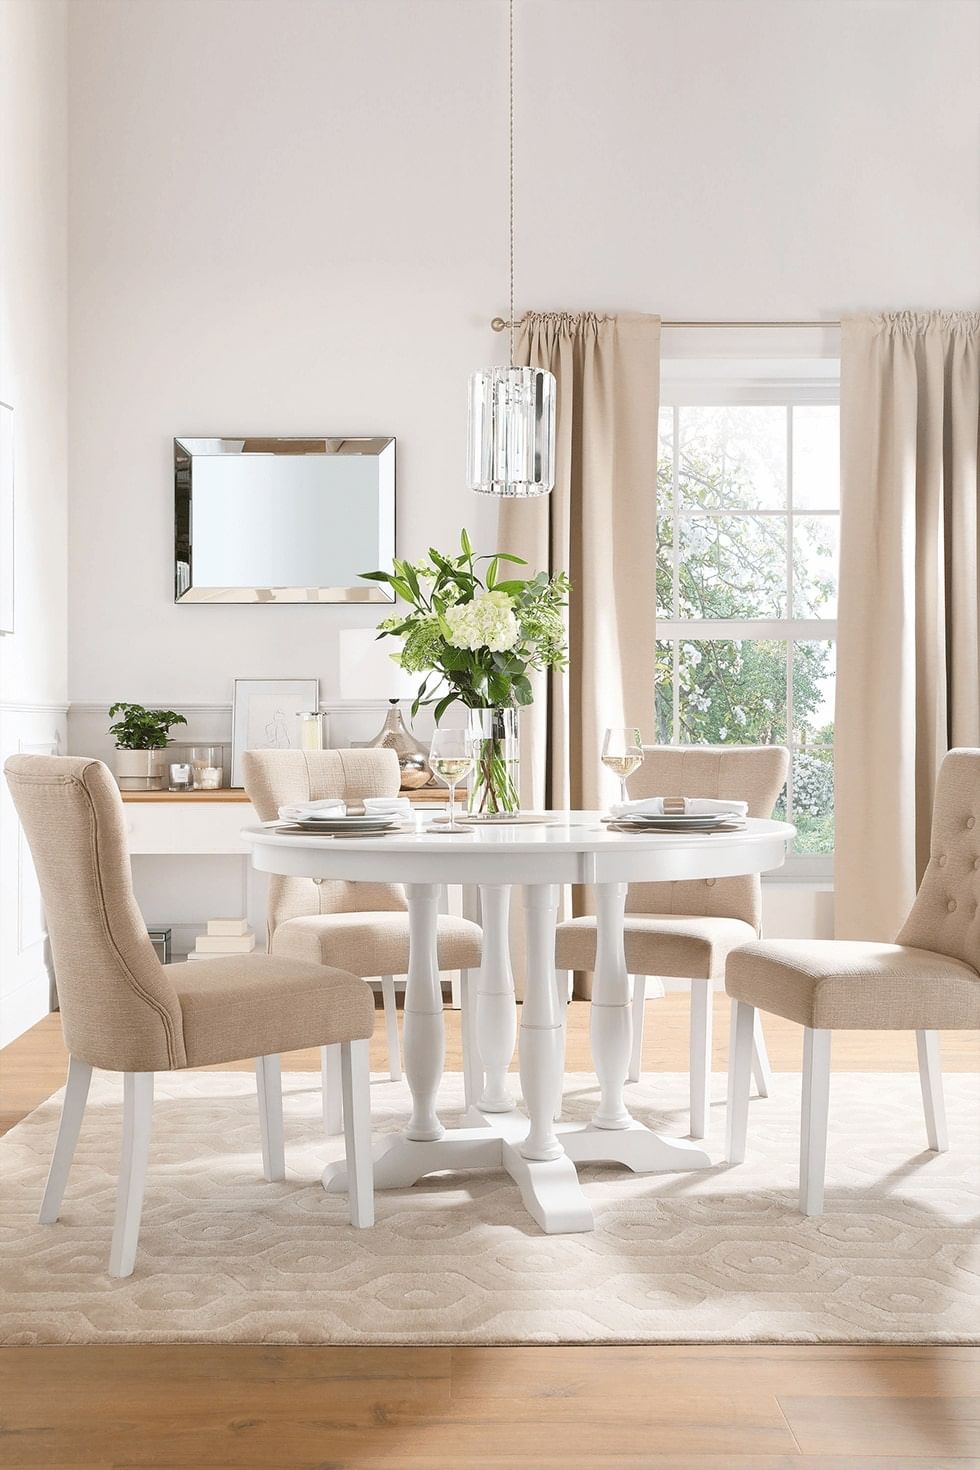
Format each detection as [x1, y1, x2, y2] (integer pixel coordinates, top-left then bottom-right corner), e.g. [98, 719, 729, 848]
[490, 316, 842, 331]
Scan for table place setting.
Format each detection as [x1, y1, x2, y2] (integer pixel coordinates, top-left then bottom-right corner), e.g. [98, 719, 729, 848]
[604, 795, 750, 835]
[272, 796, 413, 837]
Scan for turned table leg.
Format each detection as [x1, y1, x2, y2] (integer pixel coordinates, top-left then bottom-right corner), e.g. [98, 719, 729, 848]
[590, 881, 633, 1130]
[402, 883, 445, 1142]
[476, 883, 517, 1113]
[519, 885, 563, 1162]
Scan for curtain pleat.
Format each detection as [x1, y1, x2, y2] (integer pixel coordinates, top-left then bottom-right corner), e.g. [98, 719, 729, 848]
[836, 312, 980, 940]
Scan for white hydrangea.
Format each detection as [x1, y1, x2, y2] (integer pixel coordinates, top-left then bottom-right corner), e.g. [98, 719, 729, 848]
[444, 591, 519, 653]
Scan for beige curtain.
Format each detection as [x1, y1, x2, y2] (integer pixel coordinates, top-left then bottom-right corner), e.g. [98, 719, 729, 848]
[498, 313, 661, 997]
[836, 312, 980, 940]
[498, 312, 661, 812]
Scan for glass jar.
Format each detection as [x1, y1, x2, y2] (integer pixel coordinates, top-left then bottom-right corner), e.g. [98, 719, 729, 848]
[466, 707, 520, 818]
[187, 744, 226, 790]
[297, 711, 324, 751]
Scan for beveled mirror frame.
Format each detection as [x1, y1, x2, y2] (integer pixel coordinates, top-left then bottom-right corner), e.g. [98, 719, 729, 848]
[174, 436, 395, 603]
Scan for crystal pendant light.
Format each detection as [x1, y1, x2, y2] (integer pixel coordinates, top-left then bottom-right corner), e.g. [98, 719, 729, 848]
[467, 0, 555, 498]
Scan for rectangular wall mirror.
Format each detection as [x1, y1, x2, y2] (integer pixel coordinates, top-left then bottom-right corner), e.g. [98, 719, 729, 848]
[174, 436, 395, 603]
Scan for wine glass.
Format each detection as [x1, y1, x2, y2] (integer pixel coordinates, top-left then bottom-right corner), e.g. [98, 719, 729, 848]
[429, 728, 474, 833]
[601, 726, 644, 809]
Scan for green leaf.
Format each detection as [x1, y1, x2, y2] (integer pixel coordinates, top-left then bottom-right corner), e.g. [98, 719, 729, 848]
[433, 691, 457, 725]
[358, 569, 393, 582]
[488, 672, 511, 704]
[403, 562, 421, 600]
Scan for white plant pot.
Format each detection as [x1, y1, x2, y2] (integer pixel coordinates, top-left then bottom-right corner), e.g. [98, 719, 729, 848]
[114, 748, 165, 791]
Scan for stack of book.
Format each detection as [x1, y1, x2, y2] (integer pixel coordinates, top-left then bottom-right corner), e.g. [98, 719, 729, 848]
[188, 917, 256, 961]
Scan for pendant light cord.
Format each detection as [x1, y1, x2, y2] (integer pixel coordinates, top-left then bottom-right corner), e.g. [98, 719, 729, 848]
[508, 0, 515, 369]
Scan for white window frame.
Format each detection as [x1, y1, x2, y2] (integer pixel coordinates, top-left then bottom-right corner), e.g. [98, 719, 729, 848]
[657, 360, 839, 883]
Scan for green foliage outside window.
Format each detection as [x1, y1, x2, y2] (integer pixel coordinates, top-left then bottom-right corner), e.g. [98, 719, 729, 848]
[657, 406, 837, 855]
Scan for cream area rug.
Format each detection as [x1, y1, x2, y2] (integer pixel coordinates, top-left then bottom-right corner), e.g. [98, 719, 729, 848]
[1, 1069, 977, 1345]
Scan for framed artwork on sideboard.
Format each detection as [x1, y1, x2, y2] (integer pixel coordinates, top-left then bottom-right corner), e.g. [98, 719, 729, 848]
[231, 677, 319, 787]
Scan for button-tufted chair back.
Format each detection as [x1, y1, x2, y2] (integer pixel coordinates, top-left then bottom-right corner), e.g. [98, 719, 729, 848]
[626, 745, 789, 931]
[242, 748, 408, 943]
[897, 748, 980, 966]
[4, 755, 186, 1071]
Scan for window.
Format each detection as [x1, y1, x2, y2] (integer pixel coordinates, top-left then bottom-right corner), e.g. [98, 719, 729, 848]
[655, 390, 839, 868]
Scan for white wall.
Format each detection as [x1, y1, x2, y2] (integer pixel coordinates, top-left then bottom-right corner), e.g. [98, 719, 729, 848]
[51, 0, 976, 995]
[0, 0, 69, 1044]
[66, 0, 980, 711]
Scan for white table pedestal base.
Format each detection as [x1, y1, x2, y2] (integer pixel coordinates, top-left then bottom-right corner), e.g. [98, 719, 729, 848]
[322, 1105, 711, 1234]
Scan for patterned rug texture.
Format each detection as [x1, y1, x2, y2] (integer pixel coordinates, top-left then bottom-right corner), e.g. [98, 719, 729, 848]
[1, 1069, 977, 1344]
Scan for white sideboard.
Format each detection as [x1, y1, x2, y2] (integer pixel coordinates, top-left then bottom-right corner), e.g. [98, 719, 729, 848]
[122, 790, 258, 855]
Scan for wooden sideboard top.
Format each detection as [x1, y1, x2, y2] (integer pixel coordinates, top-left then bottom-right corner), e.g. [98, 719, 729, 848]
[119, 787, 446, 804]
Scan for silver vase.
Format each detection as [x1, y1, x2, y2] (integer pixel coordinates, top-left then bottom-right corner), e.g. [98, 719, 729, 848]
[366, 700, 433, 790]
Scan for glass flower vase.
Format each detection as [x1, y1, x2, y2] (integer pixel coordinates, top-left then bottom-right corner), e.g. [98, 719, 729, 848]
[466, 707, 520, 818]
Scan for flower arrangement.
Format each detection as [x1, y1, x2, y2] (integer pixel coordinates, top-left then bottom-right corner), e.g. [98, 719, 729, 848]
[362, 530, 569, 814]
[363, 529, 569, 721]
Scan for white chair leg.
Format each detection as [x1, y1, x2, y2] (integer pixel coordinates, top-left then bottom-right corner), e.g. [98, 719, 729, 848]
[108, 1071, 153, 1279]
[322, 1043, 344, 1136]
[255, 1054, 284, 1182]
[450, 969, 462, 1009]
[916, 1029, 948, 1153]
[725, 1000, 754, 1163]
[689, 981, 713, 1139]
[800, 1027, 832, 1216]
[380, 974, 402, 1082]
[460, 969, 483, 1110]
[554, 969, 571, 1120]
[751, 1011, 772, 1097]
[628, 974, 646, 1084]
[341, 1038, 374, 1228]
[39, 1055, 93, 1225]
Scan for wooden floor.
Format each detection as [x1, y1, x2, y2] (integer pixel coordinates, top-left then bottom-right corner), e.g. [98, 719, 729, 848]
[1, 997, 978, 1468]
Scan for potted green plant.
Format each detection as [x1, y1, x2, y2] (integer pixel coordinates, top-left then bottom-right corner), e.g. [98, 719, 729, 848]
[108, 703, 187, 791]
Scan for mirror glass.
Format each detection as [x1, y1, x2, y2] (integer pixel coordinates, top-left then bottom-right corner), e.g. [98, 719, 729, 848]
[175, 437, 395, 603]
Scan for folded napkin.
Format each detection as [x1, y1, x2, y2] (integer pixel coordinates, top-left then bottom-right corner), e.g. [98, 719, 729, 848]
[610, 796, 749, 819]
[277, 798, 346, 822]
[363, 796, 414, 818]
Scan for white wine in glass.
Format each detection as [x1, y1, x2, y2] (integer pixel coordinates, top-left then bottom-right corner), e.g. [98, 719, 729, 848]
[601, 726, 644, 807]
[429, 729, 475, 832]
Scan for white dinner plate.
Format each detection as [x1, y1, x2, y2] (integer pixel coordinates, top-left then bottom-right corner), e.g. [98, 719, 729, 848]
[287, 815, 400, 833]
[607, 813, 738, 826]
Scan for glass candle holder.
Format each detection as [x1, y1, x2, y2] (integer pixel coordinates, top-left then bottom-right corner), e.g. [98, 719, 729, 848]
[297, 711, 324, 752]
[188, 744, 225, 790]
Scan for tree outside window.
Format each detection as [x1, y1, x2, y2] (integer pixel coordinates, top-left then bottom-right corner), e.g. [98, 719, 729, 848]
[655, 402, 838, 856]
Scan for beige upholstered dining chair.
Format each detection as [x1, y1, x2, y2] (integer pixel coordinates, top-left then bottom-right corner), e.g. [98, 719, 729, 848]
[242, 748, 483, 1127]
[556, 744, 789, 1136]
[726, 747, 980, 1215]
[5, 754, 376, 1278]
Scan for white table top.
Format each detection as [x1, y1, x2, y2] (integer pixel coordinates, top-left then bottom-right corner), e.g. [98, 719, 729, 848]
[244, 812, 794, 886]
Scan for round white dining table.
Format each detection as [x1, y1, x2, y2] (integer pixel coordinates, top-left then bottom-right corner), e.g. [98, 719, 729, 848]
[244, 813, 794, 1234]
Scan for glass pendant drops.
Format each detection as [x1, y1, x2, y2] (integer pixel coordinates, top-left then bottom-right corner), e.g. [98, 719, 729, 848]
[467, 0, 556, 498]
[467, 365, 555, 498]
